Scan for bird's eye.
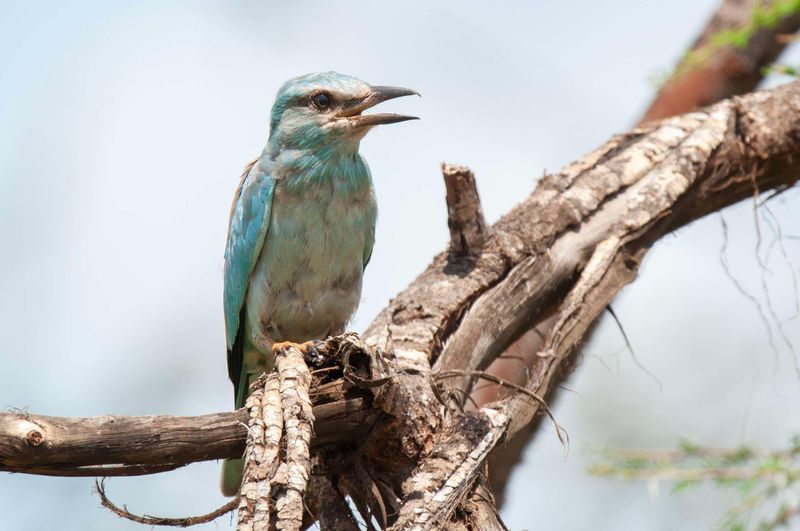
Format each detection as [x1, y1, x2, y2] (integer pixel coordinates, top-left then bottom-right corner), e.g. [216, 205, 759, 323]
[311, 92, 333, 110]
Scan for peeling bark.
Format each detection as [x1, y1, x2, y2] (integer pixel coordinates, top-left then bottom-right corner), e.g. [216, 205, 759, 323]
[3, 82, 800, 530]
[235, 346, 315, 531]
[274, 347, 314, 530]
[487, 0, 800, 503]
[0, 396, 372, 475]
[389, 408, 508, 530]
[237, 374, 279, 531]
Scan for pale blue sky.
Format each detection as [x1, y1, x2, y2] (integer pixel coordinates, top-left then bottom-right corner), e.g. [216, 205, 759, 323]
[2, 1, 800, 529]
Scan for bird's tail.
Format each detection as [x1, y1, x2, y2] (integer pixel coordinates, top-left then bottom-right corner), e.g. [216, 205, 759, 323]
[220, 458, 244, 497]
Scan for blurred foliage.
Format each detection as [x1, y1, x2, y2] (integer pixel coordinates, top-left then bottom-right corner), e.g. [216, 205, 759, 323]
[656, 0, 800, 85]
[589, 436, 800, 530]
[762, 63, 799, 76]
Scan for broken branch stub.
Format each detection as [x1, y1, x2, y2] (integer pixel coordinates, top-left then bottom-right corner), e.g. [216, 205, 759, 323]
[442, 162, 487, 256]
[3, 82, 800, 530]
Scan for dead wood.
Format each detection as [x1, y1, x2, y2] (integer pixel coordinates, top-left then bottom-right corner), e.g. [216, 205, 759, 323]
[3, 81, 800, 530]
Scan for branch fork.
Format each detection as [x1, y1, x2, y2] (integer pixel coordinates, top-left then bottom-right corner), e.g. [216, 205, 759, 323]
[3, 81, 800, 530]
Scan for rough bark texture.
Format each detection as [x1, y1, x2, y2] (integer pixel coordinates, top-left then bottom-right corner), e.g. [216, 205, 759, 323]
[377, 83, 800, 380]
[487, 1, 800, 503]
[237, 375, 276, 531]
[388, 408, 509, 530]
[359, 81, 800, 527]
[274, 346, 313, 530]
[442, 163, 487, 256]
[233, 346, 316, 531]
[0, 391, 371, 475]
[3, 82, 800, 530]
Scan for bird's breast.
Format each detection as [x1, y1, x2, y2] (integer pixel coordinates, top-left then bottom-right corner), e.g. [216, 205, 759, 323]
[245, 175, 377, 344]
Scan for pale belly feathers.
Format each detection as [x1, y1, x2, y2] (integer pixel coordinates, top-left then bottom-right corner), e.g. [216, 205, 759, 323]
[243, 176, 376, 372]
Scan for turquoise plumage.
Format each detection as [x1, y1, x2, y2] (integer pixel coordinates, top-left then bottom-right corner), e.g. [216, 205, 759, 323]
[223, 161, 274, 361]
[220, 72, 417, 495]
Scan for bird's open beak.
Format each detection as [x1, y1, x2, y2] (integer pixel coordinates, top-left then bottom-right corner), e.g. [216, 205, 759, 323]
[339, 85, 419, 127]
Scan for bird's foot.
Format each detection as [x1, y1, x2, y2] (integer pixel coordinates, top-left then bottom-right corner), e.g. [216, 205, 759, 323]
[271, 340, 325, 365]
[271, 341, 297, 354]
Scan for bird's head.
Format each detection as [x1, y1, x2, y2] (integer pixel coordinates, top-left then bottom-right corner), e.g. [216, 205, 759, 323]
[266, 72, 418, 156]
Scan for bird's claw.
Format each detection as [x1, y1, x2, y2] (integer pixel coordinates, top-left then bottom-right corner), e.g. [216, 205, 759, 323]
[270, 341, 295, 355]
[271, 340, 325, 365]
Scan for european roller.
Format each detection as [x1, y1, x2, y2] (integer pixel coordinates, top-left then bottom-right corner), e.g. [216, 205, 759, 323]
[221, 72, 417, 495]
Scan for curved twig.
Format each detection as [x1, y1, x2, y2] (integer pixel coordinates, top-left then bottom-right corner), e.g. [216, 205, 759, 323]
[95, 478, 238, 527]
[434, 370, 569, 450]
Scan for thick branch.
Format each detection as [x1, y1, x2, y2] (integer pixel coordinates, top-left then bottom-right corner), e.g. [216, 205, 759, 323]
[5, 79, 799, 483]
[4, 81, 800, 531]
[400, 83, 800, 400]
[640, 0, 800, 123]
[0, 396, 372, 474]
[388, 407, 509, 530]
[487, 0, 800, 504]
[358, 82, 800, 523]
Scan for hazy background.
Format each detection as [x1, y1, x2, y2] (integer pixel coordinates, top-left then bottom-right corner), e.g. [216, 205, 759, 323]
[2, 1, 800, 529]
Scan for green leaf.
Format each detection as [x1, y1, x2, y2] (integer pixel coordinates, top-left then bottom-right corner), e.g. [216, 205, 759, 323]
[758, 456, 783, 472]
[672, 479, 699, 493]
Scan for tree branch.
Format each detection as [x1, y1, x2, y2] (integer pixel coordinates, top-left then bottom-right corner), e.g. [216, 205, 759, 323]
[0, 397, 373, 474]
[388, 407, 509, 530]
[641, 0, 800, 123]
[3, 81, 800, 530]
[355, 80, 800, 528]
[96, 479, 239, 527]
[409, 83, 800, 399]
[442, 163, 487, 256]
[486, 0, 800, 505]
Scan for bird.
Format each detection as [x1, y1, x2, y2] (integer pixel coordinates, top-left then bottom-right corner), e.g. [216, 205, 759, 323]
[220, 72, 418, 495]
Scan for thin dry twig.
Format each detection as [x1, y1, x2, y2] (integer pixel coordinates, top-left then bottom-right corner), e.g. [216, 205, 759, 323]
[760, 203, 800, 321]
[606, 304, 662, 392]
[752, 203, 797, 361]
[719, 213, 783, 363]
[435, 369, 569, 451]
[95, 478, 238, 527]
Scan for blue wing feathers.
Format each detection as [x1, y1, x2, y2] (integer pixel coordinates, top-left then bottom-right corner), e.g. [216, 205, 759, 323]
[223, 159, 275, 351]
